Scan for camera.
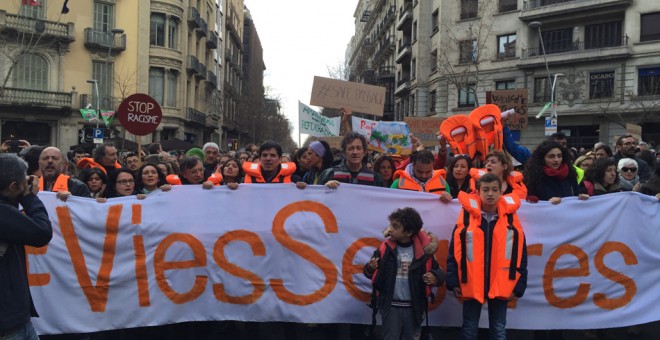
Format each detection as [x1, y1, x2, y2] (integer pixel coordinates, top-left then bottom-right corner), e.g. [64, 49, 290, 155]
[9, 140, 20, 153]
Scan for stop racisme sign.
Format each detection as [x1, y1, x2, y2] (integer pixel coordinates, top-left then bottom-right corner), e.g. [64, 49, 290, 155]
[117, 93, 163, 136]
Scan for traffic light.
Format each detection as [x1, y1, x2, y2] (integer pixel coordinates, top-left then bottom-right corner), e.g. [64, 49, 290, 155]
[232, 139, 238, 151]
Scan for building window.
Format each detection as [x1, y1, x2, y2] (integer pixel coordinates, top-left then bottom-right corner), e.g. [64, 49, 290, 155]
[496, 79, 516, 90]
[458, 83, 476, 107]
[585, 21, 622, 49]
[411, 58, 416, 79]
[540, 28, 574, 54]
[640, 12, 660, 42]
[497, 34, 516, 59]
[166, 71, 178, 107]
[13, 53, 48, 90]
[150, 13, 166, 46]
[149, 67, 165, 105]
[432, 10, 439, 33]
[430, 50, 437, 72]
[534, 77, 550, 102]
[93, 1, 114, 32]
[459, 40, 477, 64]
[20, 0, 46, 19]
[92, 61, 113, 108]
[638, 67, 660, 96]
[499, 0, 517, 12]
[429, 90, 436, 113]
[412, 21, 417, 42]
[168, 17, 179, 49]
[460, 0, 478, 20]
[589, 71, 615, 99]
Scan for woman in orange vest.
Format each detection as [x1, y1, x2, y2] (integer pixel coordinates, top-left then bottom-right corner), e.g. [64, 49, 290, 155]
[469, 151, 527, 200]
[447, 173, 527, 340]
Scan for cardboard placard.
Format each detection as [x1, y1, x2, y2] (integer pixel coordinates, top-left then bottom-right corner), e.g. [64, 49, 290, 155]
[312, 136, 343, 150]
[310, 76, 386, 116]
[404, 117, 443, 147]
[486, 89, 528, 130]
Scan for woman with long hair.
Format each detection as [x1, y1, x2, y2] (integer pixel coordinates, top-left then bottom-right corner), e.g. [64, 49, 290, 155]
[445, 155, 472, 199]
[219, 158, 244, 186]
[581, 157, 621, 196]
[78, 167, 108, 198]
[135, 163, 171, 195]
[373, 155, 397, 188]
[99, 168, 140, 200]
[470, 151, 526, 199]
[524, 140, 588, 204]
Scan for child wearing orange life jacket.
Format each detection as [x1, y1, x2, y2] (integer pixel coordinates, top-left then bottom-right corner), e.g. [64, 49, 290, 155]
[447, 173, 528, 340]
[363, 207, 444, 340]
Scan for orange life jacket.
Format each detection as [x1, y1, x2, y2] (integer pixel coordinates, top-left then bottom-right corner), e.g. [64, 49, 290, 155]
[242, 162, 296, 183]
[468, 168, 527, 200]
[469, 104, 503, 153]
[166, 173, 222, 185]
[453, 191, 524, 304]
[39, 175, 69, 192]
[439, 115, 488, 162]
[76, 158, 122, 174]
[393, 169, 449, 195]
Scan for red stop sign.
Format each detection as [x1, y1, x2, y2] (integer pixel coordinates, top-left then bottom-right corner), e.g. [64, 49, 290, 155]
[117, 93, 163, 136]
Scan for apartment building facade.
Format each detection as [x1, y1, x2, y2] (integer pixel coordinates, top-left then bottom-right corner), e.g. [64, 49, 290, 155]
[0, 0, 255, 151]
[348, 0, 660, 148]
[222, 0, 243, 147]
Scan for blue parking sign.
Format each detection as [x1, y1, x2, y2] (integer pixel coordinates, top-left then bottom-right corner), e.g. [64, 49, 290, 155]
[93, 128, 104, 139]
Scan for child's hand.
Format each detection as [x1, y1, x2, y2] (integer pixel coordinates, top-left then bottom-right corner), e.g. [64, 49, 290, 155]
[422, 272, 437, 285]
[366, 257, 378, 273]
[453, 287, 463, 299]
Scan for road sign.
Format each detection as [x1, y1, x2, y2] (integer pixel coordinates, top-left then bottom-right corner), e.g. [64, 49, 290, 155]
[116, 93, 163, 136]
[545, 117, 557, 136]
[93, 128, 103, 139]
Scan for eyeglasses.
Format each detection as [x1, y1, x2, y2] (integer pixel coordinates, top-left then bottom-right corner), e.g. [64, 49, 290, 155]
[621, 167, 637, 173]
[117, 179, 135, 185]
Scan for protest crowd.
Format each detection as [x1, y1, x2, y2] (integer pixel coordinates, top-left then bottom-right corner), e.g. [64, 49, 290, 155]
[1, 105, 659, 340]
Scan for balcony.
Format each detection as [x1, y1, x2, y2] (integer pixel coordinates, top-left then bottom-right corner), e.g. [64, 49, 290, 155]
[0, 11, 75, 43]
[206, 30, 218, 49]
[196, 18, 208, 37]
[377, 66, 396, 80]
[84, 28, 126, 53]
[186, 107, 206, 125]
[520, 0, 632, 21]
[519, 36, 630, 68]
[197, 62, 207, 79]
[207, 71, 217, 88]
[395, 77, 411, 96]
[187, 55, 200, 74]
[225, 17, 241, 46]
[373, 36, 395, 65]
[0, 87, 74, 109]
[187, 7, 201, 28]
[396, 3, 413, 31]
[396, 39, 412, 63]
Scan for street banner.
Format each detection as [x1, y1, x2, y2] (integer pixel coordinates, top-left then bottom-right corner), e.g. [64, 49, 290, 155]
[404, 117, 443, 147]
[79, 109, 98, 122]
[310, 76, 385, 116]
[29, 188, 660, 334]
[368, 121, 413, 155]
[351, 116, 378, 138]
[101, 110, 115, 127]
[298, 101, 340, 137]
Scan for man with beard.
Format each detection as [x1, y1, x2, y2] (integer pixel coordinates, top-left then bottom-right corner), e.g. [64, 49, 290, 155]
[39, 147, 90, 200]
[242, 141, 299, 183]
[0, 153, 52, 339]
[614, 135, 651, 182]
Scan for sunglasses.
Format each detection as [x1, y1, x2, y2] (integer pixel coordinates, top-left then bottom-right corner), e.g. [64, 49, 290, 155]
[621, 167, 637, 173]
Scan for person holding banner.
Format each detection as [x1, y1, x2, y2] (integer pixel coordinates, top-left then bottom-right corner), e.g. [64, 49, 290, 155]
[446, 155, 473, 199]
[135, 163, 172, 195]
[242, 141, 299, 184]
[319, 132, 384, 188]
[374, 155, 397, 188]
[166, 157, 218, 188]
[297, 141, 333, 187]
[0, 153, 52, 340]
[446, 173, 527, 340]
[391, 150, 453, 202]
[38, 147, 91, 201]
[469, 151, 527, 200]
[581, 157, 622, 196]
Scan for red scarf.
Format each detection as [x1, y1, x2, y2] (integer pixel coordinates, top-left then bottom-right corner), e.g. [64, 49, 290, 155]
[543, 163, 569, 180]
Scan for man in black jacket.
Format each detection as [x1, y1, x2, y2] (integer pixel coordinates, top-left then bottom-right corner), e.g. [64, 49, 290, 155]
[0, 153, 53, 338]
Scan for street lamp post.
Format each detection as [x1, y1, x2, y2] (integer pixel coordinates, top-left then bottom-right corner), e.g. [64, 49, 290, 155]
[86, 79, 100, 131]
[529, 21, 563, 120]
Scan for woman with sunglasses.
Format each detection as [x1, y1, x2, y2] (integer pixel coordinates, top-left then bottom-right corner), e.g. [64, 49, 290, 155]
[617, 158, 641, 191]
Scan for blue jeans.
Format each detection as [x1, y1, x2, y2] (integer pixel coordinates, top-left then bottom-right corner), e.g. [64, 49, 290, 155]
[460, 298, 508, 340]
[0, 320, 39, 340]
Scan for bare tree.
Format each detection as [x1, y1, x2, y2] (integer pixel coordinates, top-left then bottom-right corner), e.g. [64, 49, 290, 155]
[435, 1, 496, 106]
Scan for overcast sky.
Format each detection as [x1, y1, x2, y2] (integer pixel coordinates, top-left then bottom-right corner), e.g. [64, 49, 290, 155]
[243, 0, 356, 145]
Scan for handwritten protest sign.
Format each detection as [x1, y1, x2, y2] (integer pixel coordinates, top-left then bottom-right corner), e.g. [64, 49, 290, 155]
[368, 121, 413, 155]
[486, 89, 528, 129]
[310, 136, 342, 149]
[404, 117, 443, 147]
[298, 101, 340, 137]
[351, 116, 378, 137]
[310, 76, 386, 116]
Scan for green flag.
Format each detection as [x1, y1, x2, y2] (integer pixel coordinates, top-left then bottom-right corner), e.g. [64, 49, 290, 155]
[101, 110, 115, 127]
[79, 109, 98, 122]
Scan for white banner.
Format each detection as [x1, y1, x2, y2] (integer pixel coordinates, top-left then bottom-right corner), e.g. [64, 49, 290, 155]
[352, 116, 378, 137]
[298, 101, 340, 137]
[28, 187, 660, 334]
